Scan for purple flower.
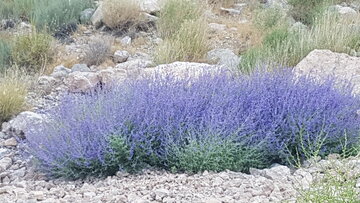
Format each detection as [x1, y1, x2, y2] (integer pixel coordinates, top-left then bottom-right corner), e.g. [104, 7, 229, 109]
[24, 68, 360, 178]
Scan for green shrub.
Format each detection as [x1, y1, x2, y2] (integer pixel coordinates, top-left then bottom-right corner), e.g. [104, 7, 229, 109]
[288, 0, 332, 25]
[0, 74, 27, 123]
[254, 6, 288, 31]
[157, 0, 203, 38]
[0, 0, 94, 32]
[155, 18, 209, 64]
[167, 135, 268, 173]
[262, 28, 290, 49]
[11, 32, 54, 73]
[0, 39, 12, 72]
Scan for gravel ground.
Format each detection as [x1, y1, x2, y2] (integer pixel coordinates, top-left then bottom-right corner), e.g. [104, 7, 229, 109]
[2, 123, 360, 203]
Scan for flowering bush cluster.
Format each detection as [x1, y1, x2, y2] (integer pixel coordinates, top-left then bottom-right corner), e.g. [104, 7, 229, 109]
[24, 69, 360, 179]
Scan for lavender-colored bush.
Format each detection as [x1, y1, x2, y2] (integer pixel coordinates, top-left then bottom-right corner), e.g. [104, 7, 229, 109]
[24, 69, 360, 178]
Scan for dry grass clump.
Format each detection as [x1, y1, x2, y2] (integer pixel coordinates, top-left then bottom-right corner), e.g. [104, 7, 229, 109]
[82, 37, 112, 66]
[11, 31, 55, 73]
[155, 0, 209, 64]
[155, 18, 209, 64]
[157, 0, 204, 38]
[0, 71, 27, 123]
[239, 11, 360, 73]
[102, 0, 141, 29]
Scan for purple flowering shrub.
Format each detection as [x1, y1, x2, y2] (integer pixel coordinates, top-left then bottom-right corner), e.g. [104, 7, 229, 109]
[24, 69, 360, 178]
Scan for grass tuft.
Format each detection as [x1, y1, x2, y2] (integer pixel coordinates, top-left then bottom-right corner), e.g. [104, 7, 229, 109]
[0, 72, 27, 123]
[157, 0, 203, 38]
[11, 31, 55, 73]
[239, 11, 360, 72]
[155, 18, 209, 64]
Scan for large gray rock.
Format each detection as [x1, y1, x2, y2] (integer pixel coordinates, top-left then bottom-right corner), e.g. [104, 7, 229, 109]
[293, 49, 360, 94]
[97, 68, 127, 84]
[91, 3, 104, 29]
[113, 50, 130, 63]
[80, 8, 95, 24]
[137, 0, 160, 14]
[140, 62, 225, 80]
[115, 59, 153, 70]
[50, 65, 71, 79]
[37, 76, 59, 94]
[1, 112, 45, 139]
[207, 48, 241, 70]
[329, 5, 358, 17]
[64, 72, 100, 92]
[71, 64, 91, 72]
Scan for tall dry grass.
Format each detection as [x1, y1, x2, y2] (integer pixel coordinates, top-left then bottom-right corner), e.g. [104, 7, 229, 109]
[239, 11, 360, 72]
[0, 70, 27, 123]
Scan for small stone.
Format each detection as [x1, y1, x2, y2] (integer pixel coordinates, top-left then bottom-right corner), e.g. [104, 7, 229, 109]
[203, 198, 222, 203]
[12, 167, 26, 178]
[220, 7, 241, 15]
[2, 176, 10, 184]
[113, 50, 130, 63]
[212, 177, 223, 186]
[163, 197, 176, 203]
[153, 188, 170, 200]
[0, 157, 12, 172]
[0, 148, 8, 157]
[51, 65, 71, 78]
[153, 38, 163, 45]
[327, 153, 340, 160]
[3, 137, 17, 147]
[30, 191, 45, 201]
[208, 23, 227, 32]
[120, 36, 132, 46]
[1, 19, 15, 30]
[71, 64, 91, 72]
[84, 191, 96, 198]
